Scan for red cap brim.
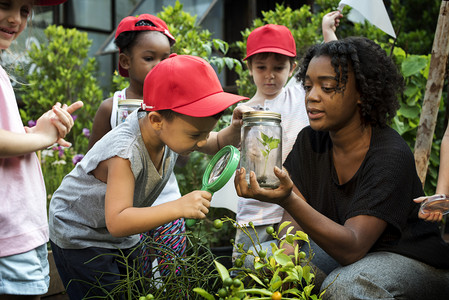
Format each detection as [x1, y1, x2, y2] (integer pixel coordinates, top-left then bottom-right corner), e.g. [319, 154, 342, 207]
[243, 47, 296, 61]
[171, 91, 248, 117]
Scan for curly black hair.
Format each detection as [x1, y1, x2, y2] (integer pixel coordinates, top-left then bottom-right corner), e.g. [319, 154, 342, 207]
[296, 37, 404, 127]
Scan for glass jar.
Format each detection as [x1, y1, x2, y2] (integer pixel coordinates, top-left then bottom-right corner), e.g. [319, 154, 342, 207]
[240, 111, 282, 188]
[117, 99, 143, 126]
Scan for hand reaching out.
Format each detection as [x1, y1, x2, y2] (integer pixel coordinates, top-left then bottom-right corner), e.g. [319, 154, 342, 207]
[414, 195, 445, 222]
[322, 11, 343, 42]
[25, 101, 83, 148]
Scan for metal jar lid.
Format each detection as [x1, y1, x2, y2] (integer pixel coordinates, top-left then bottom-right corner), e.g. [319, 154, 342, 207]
[242, 111, 281, 121]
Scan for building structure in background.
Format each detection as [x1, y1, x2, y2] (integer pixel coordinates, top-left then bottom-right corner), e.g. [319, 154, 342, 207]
[11, 0, 306, 96]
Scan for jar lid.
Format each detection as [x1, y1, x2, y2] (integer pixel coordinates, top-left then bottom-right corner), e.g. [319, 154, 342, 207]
[242, 111, 281, 121]
[118, 99, 143, 106]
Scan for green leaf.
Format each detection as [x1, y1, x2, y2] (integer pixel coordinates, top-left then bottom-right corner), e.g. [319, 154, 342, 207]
[273, 252, 292, 265]
[240, 288, 273, 296]
[214, 260, 229, 281]
[248, 273, 266, 286]
[401, 55, 428, 77]
[278, 221, 292, 234]
[193, 288, 215, 300]
[398, 104, 421, 119]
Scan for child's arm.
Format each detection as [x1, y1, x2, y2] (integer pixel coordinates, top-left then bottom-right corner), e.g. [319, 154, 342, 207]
[102, 156, 212, 237]
[88, 98, 113, 150]
[322, 11, 343, 42]
[200, 104, 253, 155]
[0, 101, 83, 158]
[415, 124, 449, 222]
[436, 124, 449, 195]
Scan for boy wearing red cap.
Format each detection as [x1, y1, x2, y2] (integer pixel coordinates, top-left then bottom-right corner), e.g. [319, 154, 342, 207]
[88, 13, 185, 279]
[48, 54, 248, 299]
[233, 24, 309, 263]
[233, 20, 341, 265]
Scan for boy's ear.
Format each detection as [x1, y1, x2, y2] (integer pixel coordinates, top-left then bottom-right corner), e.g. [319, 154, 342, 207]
[289, 61, 297, 77]
[246, 61, 253, 76]
[148, 112, 163, 130]
[119, 52, 131, 74]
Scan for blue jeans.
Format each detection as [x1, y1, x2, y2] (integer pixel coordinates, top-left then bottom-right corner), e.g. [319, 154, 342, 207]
[252, 239, 449, 299]
[50, 240, 142, 299]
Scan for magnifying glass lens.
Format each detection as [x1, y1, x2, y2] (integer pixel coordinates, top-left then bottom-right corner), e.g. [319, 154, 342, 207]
[208, 152, 230, 184]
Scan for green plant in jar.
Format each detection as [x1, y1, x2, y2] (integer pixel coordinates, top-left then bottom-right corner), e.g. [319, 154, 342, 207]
[257, 132, 281, 185]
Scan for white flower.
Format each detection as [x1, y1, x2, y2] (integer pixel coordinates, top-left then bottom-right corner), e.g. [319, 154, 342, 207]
[41, 149, 54, 158]
[52, 160, 67, 166]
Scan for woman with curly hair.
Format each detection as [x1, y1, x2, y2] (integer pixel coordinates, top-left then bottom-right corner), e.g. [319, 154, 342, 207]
[235, 37, 449, 299]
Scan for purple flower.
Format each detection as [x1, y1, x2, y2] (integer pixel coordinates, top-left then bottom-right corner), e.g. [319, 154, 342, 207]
[82, 128, 90, 138]
[28, 120, 36, 127]
[71, 115, 78, 121]
[72, 154, 84, 165]
[58, 148, 65, 158]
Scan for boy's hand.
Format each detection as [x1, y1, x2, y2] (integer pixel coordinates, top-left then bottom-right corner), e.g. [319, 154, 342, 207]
[230, 105, 253, 131]
[179, 190, 212, 219]
[234, 166, 293, 206]
[322, 11, 343, 42]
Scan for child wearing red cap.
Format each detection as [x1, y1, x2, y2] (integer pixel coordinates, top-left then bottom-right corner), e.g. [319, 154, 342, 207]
[88, 13, 184, 280]
[232, 19, 341, 265]
[0, 0, 83, 298]
[48, 54, 248, 299]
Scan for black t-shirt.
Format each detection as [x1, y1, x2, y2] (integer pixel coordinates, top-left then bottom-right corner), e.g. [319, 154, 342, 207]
[284, 126, 449, 269]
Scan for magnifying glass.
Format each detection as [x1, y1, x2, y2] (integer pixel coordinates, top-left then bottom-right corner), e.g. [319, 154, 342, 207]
[185, 145, 240, 227]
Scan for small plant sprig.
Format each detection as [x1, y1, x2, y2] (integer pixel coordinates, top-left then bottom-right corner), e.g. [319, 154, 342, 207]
[257, 132, 281, 185]
[194, 217, 327, 300]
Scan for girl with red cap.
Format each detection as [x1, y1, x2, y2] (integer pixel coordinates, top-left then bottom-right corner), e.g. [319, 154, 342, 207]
[0, 0, 82, 298]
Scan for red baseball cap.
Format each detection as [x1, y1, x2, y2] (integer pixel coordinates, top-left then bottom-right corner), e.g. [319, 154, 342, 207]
[115, 14, 175, 77]
[34, 0, 67, 5]
[244, 24, 296, 61]
[142, 54, 248, 117]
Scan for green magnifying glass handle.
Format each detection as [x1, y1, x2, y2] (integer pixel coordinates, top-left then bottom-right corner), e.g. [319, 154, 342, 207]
[185, 146, 240, 228]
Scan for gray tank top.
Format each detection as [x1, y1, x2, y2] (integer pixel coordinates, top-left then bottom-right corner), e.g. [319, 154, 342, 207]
[49, 110, 177, 249]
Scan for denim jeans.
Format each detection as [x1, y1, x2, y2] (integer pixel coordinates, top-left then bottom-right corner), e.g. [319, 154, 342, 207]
[50, 240, 142, 299]
[249, 239, 449, 299]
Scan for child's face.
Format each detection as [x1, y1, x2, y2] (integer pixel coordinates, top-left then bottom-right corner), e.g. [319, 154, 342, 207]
[157, 114, 218, 156]
[248, 53, 295, 99]
[303, 55, 361, 132]
[0, 0, 31, 50]
[125, 31, 171, 85]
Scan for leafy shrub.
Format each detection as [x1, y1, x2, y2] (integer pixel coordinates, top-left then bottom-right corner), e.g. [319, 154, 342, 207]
[17, 25, 103, 154]
[194, 219, 326, 300]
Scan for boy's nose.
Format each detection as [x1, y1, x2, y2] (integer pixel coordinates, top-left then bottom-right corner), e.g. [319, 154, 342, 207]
[196, 138, 208, 149]
[266, 72, 275, 79]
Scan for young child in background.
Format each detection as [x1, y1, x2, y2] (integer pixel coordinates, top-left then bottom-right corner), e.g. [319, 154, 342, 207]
[49, 54, 248, 299]
[233, 12, 342, 264]
[0, 0, 83, 298]
[235, 36, 449, 299]
[88, 13, 184, 278]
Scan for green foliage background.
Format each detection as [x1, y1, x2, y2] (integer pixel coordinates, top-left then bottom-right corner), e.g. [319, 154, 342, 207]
[14, 0, 447, 227]
[17, 25, 103, 154]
